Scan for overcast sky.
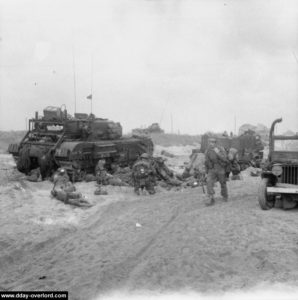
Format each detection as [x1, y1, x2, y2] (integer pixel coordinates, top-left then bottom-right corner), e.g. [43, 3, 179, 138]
[0, 0, 298, 134]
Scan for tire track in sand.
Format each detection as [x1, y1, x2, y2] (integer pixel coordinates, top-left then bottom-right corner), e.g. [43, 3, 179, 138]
[95, 208, 180, 293]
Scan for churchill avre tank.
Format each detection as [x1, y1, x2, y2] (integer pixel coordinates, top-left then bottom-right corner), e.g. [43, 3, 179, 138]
[8, 106, 154, 180]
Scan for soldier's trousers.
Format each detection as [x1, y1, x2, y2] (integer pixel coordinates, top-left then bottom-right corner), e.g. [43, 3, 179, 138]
[134, 178, 155, 194]
[53, 188, 82, 202]
[206, 168, 228, 198]
[96, 171, 110, 185]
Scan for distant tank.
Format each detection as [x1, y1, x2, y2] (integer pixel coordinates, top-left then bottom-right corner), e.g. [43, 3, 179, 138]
[132, 122, 164, 135]
[200, 130, 264, 169]
[8, 106, 154, 180]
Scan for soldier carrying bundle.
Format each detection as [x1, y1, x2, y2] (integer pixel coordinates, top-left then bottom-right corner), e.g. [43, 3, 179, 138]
[204, 137, 229, 206]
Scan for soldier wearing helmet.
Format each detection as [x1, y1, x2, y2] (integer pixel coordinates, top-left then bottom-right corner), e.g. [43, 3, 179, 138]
[204, 136, 229, 206]
[140, 153, 150, 159]
[51, 168, 91, 207]
[53, 168, 69, 186]
[95, 159, 112, 186]
[132, 152, 156, 195]
[59, 168, 65, 174]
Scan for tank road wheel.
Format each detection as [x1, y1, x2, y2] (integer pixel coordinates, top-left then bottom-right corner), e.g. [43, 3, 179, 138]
[17, 150, 31, 174]
[258, 178, 275, 210]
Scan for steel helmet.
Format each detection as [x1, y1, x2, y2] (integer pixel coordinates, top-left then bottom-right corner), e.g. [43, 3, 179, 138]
[140, 153, 150, 159]
[59, 168, 66, 174]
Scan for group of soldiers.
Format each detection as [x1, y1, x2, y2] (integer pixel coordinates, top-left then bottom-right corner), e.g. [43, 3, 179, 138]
[94, 153, 157, 196]
[27, 136, 240, 208]
[126, 135, 240, 205]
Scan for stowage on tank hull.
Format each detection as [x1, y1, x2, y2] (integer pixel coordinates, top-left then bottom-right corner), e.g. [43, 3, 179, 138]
[8, 106, 154, 180]
[55, 137, 154, 176]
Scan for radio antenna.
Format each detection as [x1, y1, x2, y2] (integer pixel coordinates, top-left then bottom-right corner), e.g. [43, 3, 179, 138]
[90, 54, 94, 115]
[72, 42, 77, 114]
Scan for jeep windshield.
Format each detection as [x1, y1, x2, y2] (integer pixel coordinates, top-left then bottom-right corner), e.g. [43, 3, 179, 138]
[274, 140, 298, 151]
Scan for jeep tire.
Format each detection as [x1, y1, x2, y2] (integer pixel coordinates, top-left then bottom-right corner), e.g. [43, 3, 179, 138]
[258, 178, 275, 210]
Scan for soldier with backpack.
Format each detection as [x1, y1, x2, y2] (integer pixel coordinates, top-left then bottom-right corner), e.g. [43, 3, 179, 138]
[132, 153, 156, 195]
[204, 137, 229, 206]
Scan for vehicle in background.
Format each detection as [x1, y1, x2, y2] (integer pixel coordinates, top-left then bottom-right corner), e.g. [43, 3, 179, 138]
[200, 130, 264, 170]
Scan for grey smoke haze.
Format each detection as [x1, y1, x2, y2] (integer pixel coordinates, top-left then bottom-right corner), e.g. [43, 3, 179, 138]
[0, 0, 297, 134]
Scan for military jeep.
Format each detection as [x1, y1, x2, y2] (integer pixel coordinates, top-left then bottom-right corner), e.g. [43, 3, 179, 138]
[258, 118, 298, 210]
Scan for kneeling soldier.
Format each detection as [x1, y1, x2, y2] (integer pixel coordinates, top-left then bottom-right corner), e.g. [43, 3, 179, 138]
[132, 153, 156, 195]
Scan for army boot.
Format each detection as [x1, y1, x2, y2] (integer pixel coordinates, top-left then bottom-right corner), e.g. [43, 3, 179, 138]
[205, 195, 215, 206]
[231, 174, 240, 180]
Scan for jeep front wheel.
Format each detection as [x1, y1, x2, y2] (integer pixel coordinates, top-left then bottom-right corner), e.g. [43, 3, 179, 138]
[258, 178, 275, 210]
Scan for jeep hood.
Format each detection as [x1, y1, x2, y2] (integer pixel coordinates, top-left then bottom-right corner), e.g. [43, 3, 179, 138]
[271, 151, 298, 164]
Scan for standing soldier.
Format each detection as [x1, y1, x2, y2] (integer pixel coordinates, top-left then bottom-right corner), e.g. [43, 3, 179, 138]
[204, 137, 229, 206]
[132, 153, 156, 195]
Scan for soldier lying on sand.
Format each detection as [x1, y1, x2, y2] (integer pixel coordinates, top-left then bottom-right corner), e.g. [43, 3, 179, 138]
[51, 168, 92, 207]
